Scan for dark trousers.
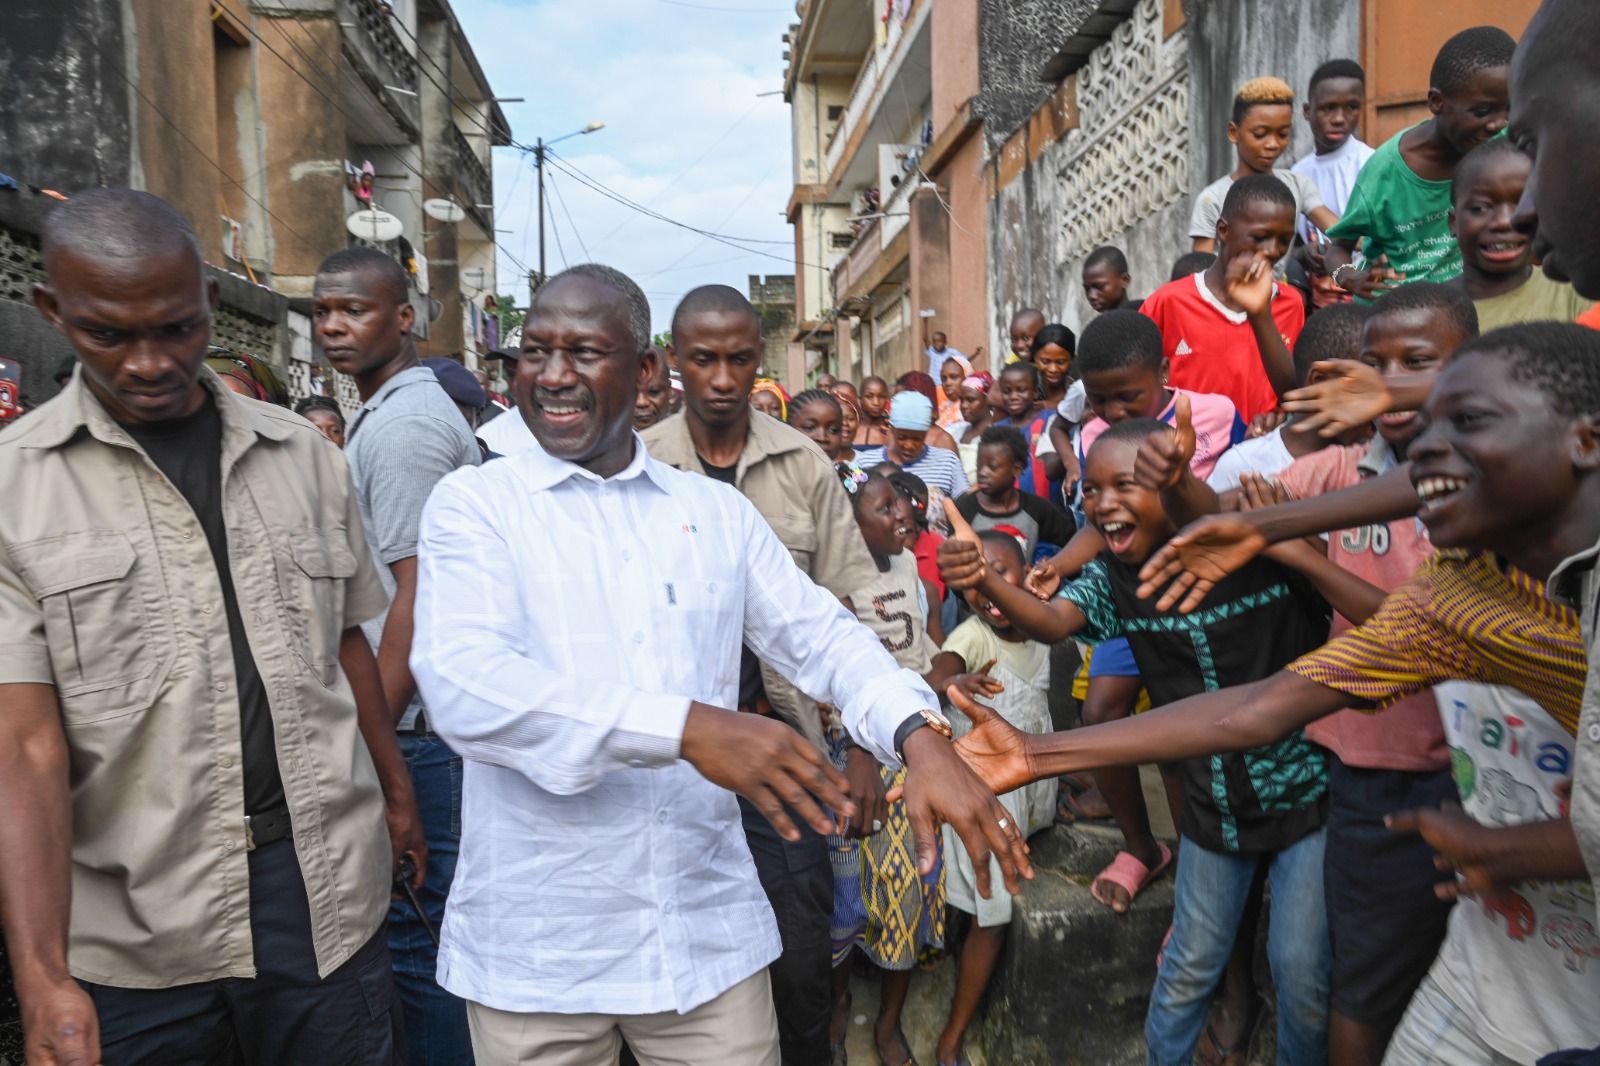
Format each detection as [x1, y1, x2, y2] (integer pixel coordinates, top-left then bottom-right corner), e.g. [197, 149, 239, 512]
[81, 837, 400, 1066]
[740, 796, 833, 1066]
[389, 733, 473, 1066]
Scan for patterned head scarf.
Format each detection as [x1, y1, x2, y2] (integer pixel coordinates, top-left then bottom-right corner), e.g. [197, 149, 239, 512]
[962, 371, 995, 395]
[206, 350, 289, 406]
[751, 377, 790, 421]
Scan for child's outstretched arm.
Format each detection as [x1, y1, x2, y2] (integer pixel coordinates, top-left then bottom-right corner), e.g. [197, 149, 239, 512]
[1242, 473, 1388, 624]
[1136, 464, 1421, 612]
[946, 669, 1351, 794]
[1024, 525, 1105, 599]
[936, 498, 1091, 644]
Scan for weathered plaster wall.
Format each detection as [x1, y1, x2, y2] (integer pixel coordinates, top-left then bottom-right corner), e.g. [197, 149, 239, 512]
[0, 2, 132, 191]
[1186, 0, 1362, 193]
[989, 0, 1190, 339]
[974, 0, 1095, 151]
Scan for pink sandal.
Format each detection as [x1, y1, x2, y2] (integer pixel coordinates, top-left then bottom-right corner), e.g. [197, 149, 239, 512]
[1090, 842, 1173, 914]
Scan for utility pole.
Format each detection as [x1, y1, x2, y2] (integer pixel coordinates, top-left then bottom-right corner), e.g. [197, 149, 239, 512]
[536, 137, 546, 280]
[529, 122, 605, 285]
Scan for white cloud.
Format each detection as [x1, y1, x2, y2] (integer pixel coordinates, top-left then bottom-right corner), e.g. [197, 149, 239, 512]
[452, 0, 800, 331]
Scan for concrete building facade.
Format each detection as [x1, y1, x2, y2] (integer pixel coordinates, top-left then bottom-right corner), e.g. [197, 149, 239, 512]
[785, 0, 1542, 395]
[0, 0, 511, 411]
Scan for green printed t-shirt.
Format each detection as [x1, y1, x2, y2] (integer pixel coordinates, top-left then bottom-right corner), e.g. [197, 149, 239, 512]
[1328, 124, 1460, 299]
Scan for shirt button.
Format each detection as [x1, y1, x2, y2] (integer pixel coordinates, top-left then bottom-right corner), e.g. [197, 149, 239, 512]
[621, 549, 632, 562]
[633, 631, 644, 645]
[1589, 723, 1600, 743]
[708, 582, 717, 593]
[220, 756, 234, 768]
[182, 530, 194, 540]
[662, 900, 675, 915]
[203, 604, 215, 615]
[656, 808, 669, 823]
[215, 681, 228, 693]
[224, 840, 236, 851]
[628, 759, 646, 769]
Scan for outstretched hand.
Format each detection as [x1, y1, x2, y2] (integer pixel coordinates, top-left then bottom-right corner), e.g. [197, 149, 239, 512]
[937, 496, 987, 591]
[1135, 512, 1268, 612]
[681, 704, 854, 840]
[1281, 359, 1392, 439]
[895, 726, 1034, 898]
[1135, 392, 1195, 490]
[1025, 559, 1062, 601]
[943, 676, 1037, 796]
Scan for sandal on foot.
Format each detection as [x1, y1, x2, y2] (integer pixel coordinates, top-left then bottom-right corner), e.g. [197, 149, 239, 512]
[1056, 786, 1112, 824]
[875, 1025, 917, 1066]
[1090, 842, 1173, 913]
[1197, 1015, 1251, 1066]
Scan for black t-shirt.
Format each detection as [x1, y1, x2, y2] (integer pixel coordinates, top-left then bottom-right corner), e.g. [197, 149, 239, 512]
[1060, 551, 1331, 853]
[698, 457, 771, 711]
[955, 491, 1076, 562]
[122, 396, 286, 816]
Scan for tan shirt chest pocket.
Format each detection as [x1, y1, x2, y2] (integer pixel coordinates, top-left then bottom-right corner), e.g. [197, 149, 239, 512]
[275, 528, 358, 684]
[11, 530, 161, 721]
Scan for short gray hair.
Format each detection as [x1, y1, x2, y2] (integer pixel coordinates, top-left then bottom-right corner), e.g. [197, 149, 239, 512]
[543, 263, 651, 353]
[41, 187, 203, 268]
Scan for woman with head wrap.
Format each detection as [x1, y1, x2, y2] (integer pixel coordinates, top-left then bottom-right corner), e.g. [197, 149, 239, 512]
[946, 371, 995, 486]
[206, 350, 290, 407]
[749, 377, 789, 422]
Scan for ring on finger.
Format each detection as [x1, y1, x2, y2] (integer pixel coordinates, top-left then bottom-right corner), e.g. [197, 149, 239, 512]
[871, 819, 883, 833]
[997, 817, 1010, 830]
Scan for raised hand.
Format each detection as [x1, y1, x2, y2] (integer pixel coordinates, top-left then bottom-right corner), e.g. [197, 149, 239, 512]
[1024, 559, 1062, 601]
[1134, 392, 1195, 490]
[947, 659, 1004, 707]
[1280, 359, 1392, 438]
[1236, 472, 1291, 512]
[680, 704, 855, 840]
[1135, 512, 1268, 612]
[1247, 411, 1289, 439]
[1225, 251, 1276, 318]
[937, 495, 987, 591]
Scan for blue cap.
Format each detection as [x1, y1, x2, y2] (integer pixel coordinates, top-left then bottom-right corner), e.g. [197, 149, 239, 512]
[422, 357, 486, 410]
[887, 391, 934, 431]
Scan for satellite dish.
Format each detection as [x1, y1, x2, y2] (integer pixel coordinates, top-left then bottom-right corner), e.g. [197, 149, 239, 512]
[346, 208, 403, 242]
[461, 266, 488, 290]
[424, 198, 467, 223]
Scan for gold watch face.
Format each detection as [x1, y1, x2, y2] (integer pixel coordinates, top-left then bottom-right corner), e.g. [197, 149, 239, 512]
[922, 709, 953, 738]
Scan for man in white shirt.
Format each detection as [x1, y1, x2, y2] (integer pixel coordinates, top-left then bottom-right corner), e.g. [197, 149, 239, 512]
[411, 263, 1031, 1065]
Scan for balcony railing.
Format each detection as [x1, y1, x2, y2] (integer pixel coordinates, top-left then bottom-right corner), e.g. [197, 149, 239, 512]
[342, 0, 417, 91]
[822, 0, 921, 180]
[450, 124, 493, 232]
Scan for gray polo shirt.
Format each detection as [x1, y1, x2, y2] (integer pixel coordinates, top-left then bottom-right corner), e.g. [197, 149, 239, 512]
[346, 364, 481, 730]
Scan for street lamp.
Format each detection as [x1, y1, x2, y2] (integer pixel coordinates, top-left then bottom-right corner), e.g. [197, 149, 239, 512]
[535, 122, 606, 279]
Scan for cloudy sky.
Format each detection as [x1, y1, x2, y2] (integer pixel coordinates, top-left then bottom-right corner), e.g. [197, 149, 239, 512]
[452, 0, 800, 332]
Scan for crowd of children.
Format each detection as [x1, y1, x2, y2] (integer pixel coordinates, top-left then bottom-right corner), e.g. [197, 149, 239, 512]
[721, 19, 1600, 1066]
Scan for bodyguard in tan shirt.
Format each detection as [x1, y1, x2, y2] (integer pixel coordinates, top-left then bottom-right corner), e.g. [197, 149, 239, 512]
[0, 189, 422, 1066]
[642, 285, 881, 1066]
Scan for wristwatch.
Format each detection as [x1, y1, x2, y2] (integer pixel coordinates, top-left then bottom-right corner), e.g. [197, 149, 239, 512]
[893, 707, 953, 763]
[1332, 263, 1360, 291]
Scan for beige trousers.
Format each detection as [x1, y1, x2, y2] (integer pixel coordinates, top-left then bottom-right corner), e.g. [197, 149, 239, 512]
[466, 970, 781, 1066]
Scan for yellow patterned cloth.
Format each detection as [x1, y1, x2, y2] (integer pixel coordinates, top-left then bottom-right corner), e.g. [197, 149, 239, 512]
[829, 742, 945, 970]
[1288, 550, 1584, 734]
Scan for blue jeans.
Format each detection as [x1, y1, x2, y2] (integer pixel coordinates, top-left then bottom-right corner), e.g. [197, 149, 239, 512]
[1146, 831, 1330, 1066]
[389, 733, 473, 1066]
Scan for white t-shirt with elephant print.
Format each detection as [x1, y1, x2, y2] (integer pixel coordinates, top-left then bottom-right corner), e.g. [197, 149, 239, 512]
[1426, 682, 1600, 1063]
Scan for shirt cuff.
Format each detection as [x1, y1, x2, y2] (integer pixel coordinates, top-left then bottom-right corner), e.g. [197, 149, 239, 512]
[610, 693, 693, 770]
